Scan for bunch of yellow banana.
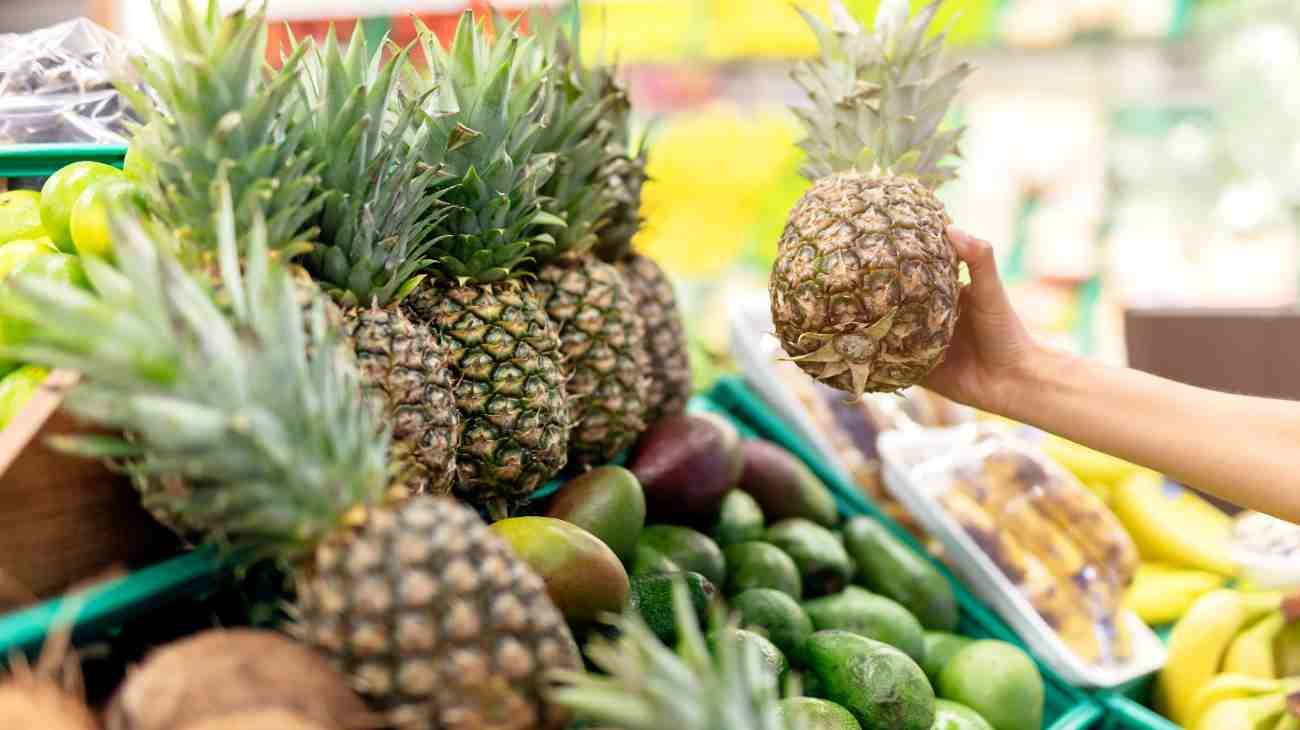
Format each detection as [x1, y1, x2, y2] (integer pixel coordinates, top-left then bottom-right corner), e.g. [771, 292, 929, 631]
[1110, 470, 1237, 576]
[937, 444, 1139, 663]
[1124, 562, 1228, 625]
[1156, 589, 1300, 728]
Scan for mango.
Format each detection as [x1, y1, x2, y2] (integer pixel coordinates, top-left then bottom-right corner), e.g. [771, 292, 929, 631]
[628, 412, 743, 525]
[740, 439, 839, 527]
[544, 465, 645, 564]
[490, 517, 629, 628]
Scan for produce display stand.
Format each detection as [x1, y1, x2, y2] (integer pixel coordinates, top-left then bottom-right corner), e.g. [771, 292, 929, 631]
[707, 376, 1114, 730]
[0, 387, 1101, 729]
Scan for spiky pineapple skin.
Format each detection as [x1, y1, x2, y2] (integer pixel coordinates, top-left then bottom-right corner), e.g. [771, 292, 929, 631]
[403, 282, 569, 512]
[615, 253, 691, 423]
[344, 307, 460, 496]
[771, 172, 960, 394]
[290, 496, 579, 730]
[592, 152, 646, 264]
[535, 257, 649, 466]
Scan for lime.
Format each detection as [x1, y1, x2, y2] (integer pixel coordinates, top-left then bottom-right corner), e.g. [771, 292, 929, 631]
[776, 697, 862, 730]
[0, 365, 48, 431]
[71, 178, 145, 261]
[11, 253, 89, 290]
[932, 699, 994, 730]
[40, 161, 122, 253]
[937, 641, 1043, 730]
[0, 237, 56, 280]
[0, 190, 44, 244]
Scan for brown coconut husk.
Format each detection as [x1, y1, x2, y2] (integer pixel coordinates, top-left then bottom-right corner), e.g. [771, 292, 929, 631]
[177, 709, 332, 730]
[105, 629, 373, 730]
[0, 617, 98, 729]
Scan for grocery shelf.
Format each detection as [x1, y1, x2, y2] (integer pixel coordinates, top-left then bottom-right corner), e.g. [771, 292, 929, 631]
[0, 144, 127, 179]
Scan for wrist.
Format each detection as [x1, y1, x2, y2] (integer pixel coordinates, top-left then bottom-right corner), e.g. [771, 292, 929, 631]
[997, 343, 1072, 423]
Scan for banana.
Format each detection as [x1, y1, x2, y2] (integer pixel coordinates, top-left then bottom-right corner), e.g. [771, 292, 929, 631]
[1277, 619, 1300, 677]
[1156, 590, 1284, 726]
[1124, 562, 1228, 625]
[1111, 471, 1236, 575]
[1188, 675, 1300, 728]
[1041, 434, 1142, 487]
[1195, 692, 1289, 730]
[1225, 613, 1287, 678]
[1033, 476, 1139, 588]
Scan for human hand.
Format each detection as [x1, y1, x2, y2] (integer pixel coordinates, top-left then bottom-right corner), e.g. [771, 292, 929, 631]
[923, 227, 1039, 414]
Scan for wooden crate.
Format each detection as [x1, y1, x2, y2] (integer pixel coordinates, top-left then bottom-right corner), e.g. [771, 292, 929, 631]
[0, 370, 176, 611]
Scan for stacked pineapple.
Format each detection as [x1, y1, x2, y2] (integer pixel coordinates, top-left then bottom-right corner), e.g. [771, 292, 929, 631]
[2, 0, 700, 726]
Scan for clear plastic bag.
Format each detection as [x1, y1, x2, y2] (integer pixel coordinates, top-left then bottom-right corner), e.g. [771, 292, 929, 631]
[0, 18, 138, 145]
[879, 423, 1164, 686]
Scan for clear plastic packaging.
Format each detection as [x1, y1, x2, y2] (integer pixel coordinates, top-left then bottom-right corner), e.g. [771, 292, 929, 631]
[1230, 511, 1300, 589]
[0, 18, 138, 145]
[879, 423, 1166, 687]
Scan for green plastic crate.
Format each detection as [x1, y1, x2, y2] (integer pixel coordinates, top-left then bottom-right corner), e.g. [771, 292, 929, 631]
[1093, 694, 1181, 730]
[707, 376, 1103, 729]
[0, 143, 127, 178]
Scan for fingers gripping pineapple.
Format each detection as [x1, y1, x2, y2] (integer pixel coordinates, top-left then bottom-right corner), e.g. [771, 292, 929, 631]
[292, 29, 462, 496]
[403, 13, 570, 516]
[527, 13, 651, 467]
[770, 0, 972, 396]
[0, 191, 581, 730]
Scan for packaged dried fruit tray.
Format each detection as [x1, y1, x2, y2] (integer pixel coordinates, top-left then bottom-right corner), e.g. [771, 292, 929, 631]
[876, 423, 1167, 687]
[708, 376, 1101, 728]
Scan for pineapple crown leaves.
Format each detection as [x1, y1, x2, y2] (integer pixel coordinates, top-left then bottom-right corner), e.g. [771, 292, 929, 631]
[0, 183, 392, 567]
[117, 0, 324, 254]
[407, 10, 566, 283]
[792, 0, 972, 188]
[550, 581, 793, 730]
[291, 28, 450, 307]
[526, 5, 625, 259]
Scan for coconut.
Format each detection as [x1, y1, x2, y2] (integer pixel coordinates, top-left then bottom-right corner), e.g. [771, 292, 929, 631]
[0, 679, 98, 729]
[105, 629, 370, 730]
[177, 709, 333, 730]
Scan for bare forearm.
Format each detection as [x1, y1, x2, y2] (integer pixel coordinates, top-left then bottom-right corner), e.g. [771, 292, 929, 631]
[1002, 346, 1300, 523]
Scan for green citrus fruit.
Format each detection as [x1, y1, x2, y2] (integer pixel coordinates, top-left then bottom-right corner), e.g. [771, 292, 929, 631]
[11, 253, 89, 290]
[938, 641, 1043, 730]
[40, 161, 122, 253]
[0, 365, 48, 430]
[0, 237, 57, 280]
[0, 190, 45, 245]
[71, 178, 145, 261]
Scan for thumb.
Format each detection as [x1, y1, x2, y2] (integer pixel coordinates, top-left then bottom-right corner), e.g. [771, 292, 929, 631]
[947, 226, 1010, 313]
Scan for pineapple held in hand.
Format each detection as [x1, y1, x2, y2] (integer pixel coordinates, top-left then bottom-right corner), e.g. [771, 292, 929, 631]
[770, 0, 972, 396]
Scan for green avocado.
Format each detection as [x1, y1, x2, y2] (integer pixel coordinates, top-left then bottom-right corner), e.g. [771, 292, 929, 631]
[843, 517, 958, 631]
[731, 588, 814, 667]
[638, 525, 727, 587]
[803, 587, 926, 664]
[764, 519, 854, 597]
[805, 630, 935, 730]
[723, 541, 802, 599]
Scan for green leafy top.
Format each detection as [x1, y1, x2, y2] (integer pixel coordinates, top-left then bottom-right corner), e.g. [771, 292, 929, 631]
[792, 0, 972, 188]
[0, 184, 392, 566]
[550, 581, 793, 730]
[118, 0, 324, 255]
[526, 7, 623, 259]
[292, 29, 447, 307]
[408, 11, 564, 284]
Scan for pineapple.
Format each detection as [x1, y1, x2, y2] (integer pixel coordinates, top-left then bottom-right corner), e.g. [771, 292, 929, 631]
[769, 0, 972, 396]
[118, 0, 321, 255]
[292, 29, 462, 496]
[592, 111, 693, 425]
[402, 13, 570, 516]
[551, 583, 788, 730]
[527, 11, 651, 467]
[0, 189, 581, 730]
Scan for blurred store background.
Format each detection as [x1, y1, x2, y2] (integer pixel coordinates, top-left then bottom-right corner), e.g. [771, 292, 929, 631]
[7, 0, 1298, 396]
